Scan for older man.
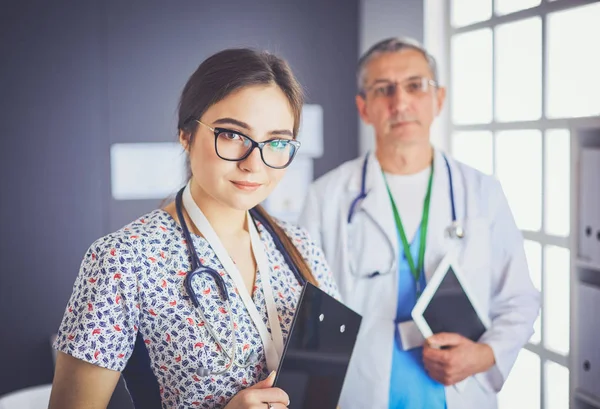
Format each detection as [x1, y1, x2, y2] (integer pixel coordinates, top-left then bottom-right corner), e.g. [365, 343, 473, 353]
[299, 37, 540, 409]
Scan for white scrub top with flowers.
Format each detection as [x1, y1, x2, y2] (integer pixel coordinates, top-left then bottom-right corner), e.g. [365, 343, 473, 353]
[53, 209, 340, 409]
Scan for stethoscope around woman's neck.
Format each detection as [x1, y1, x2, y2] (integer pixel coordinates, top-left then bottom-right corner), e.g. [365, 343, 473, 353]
[173, 186, 307, 378]
[175, 187, 307, 306]
[347, 152, 465, 240]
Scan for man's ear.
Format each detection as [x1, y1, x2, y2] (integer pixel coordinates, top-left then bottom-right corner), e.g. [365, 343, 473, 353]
[356, 94, 372, 125]
[434, 86, 446, 117]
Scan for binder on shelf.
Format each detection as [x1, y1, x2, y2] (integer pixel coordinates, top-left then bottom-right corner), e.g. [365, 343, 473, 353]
[577, 283, 600, 399]
[579, 149, 600, 264]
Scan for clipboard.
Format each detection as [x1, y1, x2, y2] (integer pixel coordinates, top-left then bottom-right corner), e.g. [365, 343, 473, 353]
[274, 282, 362, 409]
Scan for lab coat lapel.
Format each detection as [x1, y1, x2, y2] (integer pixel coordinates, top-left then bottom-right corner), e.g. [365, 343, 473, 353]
[424, 150, 457, 282]
[359, 153, 400, 258]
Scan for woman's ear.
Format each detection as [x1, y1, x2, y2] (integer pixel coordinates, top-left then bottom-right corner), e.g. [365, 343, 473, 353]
[179, 130, 190, 152]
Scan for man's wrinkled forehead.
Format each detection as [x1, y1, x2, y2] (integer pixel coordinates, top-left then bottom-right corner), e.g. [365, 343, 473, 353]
[363, 50, 434, 85]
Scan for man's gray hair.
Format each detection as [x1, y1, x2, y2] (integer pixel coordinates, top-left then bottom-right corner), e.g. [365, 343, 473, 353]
[357, 37, 439, 95]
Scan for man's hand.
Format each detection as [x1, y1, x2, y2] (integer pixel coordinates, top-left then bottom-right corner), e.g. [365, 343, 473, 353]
[422, 332, 496, 386]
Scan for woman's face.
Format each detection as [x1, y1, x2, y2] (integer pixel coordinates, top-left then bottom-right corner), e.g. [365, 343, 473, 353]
[182, 84, 296, 212]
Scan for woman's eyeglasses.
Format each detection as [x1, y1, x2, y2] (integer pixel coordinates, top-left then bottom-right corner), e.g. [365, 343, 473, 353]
[196, 120, 301, 169]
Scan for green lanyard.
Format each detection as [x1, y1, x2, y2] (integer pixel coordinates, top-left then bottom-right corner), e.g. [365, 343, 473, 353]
[382, 162, 434, 296]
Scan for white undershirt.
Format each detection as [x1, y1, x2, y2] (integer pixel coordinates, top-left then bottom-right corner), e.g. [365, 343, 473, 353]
[384, 167, 432, 243]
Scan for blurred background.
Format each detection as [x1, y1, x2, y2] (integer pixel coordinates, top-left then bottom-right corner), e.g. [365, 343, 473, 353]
[1, 0, 599, 408]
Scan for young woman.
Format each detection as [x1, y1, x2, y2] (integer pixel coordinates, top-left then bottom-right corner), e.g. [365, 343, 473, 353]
[49, 48, 340, 409]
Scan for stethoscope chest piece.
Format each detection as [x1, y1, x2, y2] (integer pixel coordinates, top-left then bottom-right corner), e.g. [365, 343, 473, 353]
[446, 221, 465, 239]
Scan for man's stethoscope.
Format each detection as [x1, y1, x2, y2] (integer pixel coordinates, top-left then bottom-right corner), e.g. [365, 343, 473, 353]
[175, 184, 306, 377]
[346, 152, 465, 276]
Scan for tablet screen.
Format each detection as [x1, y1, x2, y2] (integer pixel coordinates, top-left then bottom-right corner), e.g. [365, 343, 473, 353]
[422, 266, 487, 342]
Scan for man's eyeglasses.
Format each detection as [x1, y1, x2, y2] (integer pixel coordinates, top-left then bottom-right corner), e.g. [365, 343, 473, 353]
[196, 120, 301, 169]
[361, 77, 437, 99]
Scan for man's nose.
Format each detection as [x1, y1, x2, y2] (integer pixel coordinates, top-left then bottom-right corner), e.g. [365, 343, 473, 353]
[390, 85, 410, 112]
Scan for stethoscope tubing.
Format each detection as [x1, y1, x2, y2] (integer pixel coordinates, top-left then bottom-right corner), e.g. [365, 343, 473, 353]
[173, 186, 306, 376]
[347, 152, 458, 226]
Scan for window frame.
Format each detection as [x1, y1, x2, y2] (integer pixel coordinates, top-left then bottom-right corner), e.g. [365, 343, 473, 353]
[445, 0, 600, 407]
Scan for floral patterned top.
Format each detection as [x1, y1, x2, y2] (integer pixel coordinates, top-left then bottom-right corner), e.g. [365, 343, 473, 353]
[53, 209, 340, 408]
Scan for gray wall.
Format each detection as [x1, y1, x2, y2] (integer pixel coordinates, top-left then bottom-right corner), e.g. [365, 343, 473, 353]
[0, 0, 110, 399]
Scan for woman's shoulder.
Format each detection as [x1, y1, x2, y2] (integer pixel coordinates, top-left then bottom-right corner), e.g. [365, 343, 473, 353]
[264, 217, 327, 270]
[270, 217, 314, 247]
[269, 217, 341, 299]
[85, 209, 181, 260]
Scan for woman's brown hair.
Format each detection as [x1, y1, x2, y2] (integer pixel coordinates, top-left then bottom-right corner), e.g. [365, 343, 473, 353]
[177, 48, 318, 287]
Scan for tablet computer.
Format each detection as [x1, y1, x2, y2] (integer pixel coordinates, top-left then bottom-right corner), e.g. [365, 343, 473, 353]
[274, 282, 362, 409]
[411, 254, 490, 342]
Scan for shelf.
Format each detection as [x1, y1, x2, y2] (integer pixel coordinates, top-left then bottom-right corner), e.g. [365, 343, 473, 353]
[576, 389, 600, 408]
[576, 258, 600, 272]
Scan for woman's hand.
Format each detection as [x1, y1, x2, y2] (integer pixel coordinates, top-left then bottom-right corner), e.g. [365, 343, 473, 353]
[224, 371, 290, 409]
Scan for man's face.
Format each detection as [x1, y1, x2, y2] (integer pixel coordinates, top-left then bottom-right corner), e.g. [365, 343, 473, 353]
[356, 49, 446, 149]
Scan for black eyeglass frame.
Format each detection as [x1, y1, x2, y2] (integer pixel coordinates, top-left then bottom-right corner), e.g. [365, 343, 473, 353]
[196, 120, 301, 169]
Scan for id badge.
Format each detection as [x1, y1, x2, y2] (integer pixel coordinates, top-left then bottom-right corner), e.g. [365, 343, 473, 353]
[398, 320, 425, 351]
